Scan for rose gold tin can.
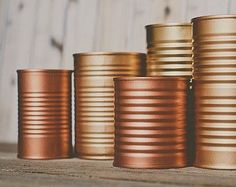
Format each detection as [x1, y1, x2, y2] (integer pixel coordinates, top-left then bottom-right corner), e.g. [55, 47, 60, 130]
[17, 69, 72, 159]
[146, 23, 192, 78]
[113, 77, 188, 168]
[74, 52, 146, 160]
[192, 15, 236, 169]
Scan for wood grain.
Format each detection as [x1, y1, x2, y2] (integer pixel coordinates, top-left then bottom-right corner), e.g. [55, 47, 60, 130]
[1, 0, 236, 142]
[0, 143, 236, 187]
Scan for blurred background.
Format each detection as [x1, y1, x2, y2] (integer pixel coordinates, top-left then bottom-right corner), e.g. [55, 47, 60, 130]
[0, 0, 235, 143]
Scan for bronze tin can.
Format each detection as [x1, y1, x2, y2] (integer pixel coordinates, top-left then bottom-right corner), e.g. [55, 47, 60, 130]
[74, 52, 146, 160]
[146, 23, 192, 78]
[192, 15, 236, 169]
[17, 69, 72, 159]
[113, 77, 188, 168]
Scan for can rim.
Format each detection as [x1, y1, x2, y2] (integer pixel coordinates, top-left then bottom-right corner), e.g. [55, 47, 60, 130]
[145, 23, 191, 29]
[192, 14, 236, 22]
[73, 52, 146, 57]
[17, 69, 73, 73]
[114, 76, 188, 81]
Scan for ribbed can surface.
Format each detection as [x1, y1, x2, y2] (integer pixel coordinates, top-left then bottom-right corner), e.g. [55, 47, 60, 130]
[74, 52, 146, 160]
[17, 69, 72, 159]
[146, 23, 192, 78]
[192, 15, 236, 169]
[113, 77, 188, 168]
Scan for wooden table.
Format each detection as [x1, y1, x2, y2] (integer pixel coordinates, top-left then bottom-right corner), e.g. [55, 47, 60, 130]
[0, 143, 235, 187]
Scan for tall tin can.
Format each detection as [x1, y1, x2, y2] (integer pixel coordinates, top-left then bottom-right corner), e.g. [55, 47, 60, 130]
[113, 77, 188, 168]
[17, 69, 72, 159]
[74, 52, 146, 160]
[146, 23, 192, 78]
[192, 15, 236, 169]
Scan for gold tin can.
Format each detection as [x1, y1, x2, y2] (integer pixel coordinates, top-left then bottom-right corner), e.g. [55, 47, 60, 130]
[17, 69, 73, 159]
[192, 15, 236, 169]
[193, 15, 236, 81]
[74, 52, 146, 160]
[113, 77, 188, 168]
[146, 23, 192, 78]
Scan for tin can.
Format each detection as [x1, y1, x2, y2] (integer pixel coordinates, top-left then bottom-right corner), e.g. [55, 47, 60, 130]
[193, 15, 236, 82]
[192, 15, 236, 169]
[74, 52, 146, 160]
[17, 69, 73, 159]
[113, 77, 188, 168]
[146, 23, 192, 78]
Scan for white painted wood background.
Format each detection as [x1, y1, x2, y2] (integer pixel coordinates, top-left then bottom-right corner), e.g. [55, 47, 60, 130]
[0, 0, 235, 143]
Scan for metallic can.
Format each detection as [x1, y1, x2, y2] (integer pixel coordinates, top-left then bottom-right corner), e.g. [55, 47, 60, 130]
[192, 15, 236, 169]
[193, 15, 236, 81]
[17, 69, 72, 159]
[113, 77, 188, 168]
[74, 52, 146, 160]
[146, 23, 192, 78]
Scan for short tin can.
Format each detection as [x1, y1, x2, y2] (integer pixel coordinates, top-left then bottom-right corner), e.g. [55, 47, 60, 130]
[113, 77, 188, 168]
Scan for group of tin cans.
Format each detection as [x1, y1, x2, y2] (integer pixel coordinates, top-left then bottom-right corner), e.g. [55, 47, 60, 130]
[17, 15, 236, 170]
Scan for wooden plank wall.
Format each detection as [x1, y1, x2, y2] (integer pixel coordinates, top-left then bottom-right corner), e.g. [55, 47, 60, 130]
[0, 0, 235, 143]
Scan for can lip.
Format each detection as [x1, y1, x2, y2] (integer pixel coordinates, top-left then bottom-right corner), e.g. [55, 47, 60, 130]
[73, 51, 146, 57]
[145, 22, 191, 29]
[114, 76, 188, 81]
[17, 69, 73, 73]
[192, 14, 236, 22]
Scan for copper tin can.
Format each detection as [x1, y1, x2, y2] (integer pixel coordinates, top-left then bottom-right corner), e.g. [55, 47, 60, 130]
[17, 69, 72, 159]
[146, 23, 192, 78]
[74, 52, 146, 160]
[113, 77, 188, 168]
[192, 15, 236, 169]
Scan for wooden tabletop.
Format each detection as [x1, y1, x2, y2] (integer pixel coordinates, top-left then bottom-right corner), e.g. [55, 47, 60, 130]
[0, 143, 235, 187]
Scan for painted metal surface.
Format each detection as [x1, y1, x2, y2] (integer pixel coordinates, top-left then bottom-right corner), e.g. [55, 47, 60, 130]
[113, 77, 188, 168]
[17, 69, 72, 159]
[192, 15, 236, 169]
